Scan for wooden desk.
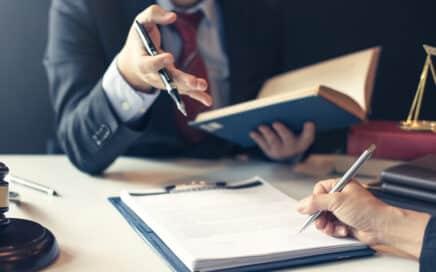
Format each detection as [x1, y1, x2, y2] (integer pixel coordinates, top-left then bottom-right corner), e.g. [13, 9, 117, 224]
[0, 155, 418, 272]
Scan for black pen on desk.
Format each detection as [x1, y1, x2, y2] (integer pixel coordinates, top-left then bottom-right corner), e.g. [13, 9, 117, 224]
[134, 20, 187, 116]
[297, 144, 376, 234]
[6, 175, 58, 196]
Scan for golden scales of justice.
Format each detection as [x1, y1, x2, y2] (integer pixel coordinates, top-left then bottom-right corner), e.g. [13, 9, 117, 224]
[399, 44, 436, 132]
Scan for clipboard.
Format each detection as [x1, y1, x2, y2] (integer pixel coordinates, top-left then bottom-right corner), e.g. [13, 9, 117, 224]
[109, 181, 375, 272]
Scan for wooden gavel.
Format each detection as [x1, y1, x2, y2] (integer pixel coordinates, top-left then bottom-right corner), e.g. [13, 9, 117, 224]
[0, 161, 59, 272]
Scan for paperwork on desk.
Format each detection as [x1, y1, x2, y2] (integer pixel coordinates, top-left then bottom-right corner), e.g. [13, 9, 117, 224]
[121, 177, 366, 272]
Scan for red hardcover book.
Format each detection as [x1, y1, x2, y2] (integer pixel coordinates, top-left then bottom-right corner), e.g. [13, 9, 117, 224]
[347, 121, 436, 161]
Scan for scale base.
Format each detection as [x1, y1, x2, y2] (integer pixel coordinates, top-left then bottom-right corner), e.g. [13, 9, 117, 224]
[0, 218, 59, 272]
[399, 120, 436, 133]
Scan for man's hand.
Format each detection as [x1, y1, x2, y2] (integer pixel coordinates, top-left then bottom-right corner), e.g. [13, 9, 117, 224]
[297, 179, 388, 244]
[297, 179, 431, 259]
[117, 5, 212, 106]
[250, 122, 315, 161]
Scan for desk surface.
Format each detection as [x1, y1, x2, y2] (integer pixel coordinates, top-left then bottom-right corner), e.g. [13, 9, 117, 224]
[0, 155, 418, 272]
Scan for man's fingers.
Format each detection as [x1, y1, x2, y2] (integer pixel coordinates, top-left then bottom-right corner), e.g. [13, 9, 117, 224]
[272, 122, 296, 144]
[324, 220, 335, 236]
[185, 90, 213, 106]
[296, 122, 315, 152]
[172, 69, 208, 92]
[313, 179, 338, 195]
[297, 193, 340, 214]
[315, 213, 328, 230]
[138, 53, 174, 74]
[317, 213, 349, 237]
[137, 5, 176, 27]
[332, 223, 349, 237]
[250, 131, 270, 152]
[258, 125, 282, 147]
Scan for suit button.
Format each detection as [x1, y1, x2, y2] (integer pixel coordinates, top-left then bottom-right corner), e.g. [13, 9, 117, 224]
[92, 124, 111, 147]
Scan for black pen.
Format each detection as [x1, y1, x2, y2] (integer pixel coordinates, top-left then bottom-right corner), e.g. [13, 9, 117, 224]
[134, 20, 187, 116]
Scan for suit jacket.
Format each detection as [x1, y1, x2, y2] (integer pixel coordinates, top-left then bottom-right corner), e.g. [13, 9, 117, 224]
[421, 216, 436, 272]
[44, 0, 292, 174]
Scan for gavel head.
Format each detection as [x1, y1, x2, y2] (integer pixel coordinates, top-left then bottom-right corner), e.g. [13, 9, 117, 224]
[0, 162, 9, 217]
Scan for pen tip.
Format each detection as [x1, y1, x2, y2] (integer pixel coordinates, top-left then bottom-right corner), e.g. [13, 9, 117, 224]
[367, 144, 376, 153]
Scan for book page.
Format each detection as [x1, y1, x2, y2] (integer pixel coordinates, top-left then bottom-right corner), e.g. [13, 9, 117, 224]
[121, 178, 365, 271]
[260, 47, 380, 112]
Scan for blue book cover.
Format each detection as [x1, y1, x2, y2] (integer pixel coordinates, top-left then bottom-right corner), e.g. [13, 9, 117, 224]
[190, 90, 362, 147]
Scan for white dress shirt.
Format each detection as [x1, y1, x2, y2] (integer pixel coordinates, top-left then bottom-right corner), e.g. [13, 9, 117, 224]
[102, 0, 230, 123]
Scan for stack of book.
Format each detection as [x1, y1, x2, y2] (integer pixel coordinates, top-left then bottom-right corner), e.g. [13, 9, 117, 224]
[371, 155, 436, 215]
[380, 155, 436, 203]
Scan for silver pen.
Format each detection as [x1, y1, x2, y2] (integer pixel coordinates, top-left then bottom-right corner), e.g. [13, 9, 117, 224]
[6, 175, 58, 196]
[297, 144, 376, 234]
[134, 20, 187, 116]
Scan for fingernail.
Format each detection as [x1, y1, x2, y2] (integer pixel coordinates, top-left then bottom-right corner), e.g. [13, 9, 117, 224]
[337, 226, 347, 236]
[164, 58, 171, 65]
[340, 228, 347, 236]
[296, 200, 306, 212]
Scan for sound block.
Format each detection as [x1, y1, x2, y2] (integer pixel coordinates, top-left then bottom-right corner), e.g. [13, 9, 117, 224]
[0, 218, 59, 272]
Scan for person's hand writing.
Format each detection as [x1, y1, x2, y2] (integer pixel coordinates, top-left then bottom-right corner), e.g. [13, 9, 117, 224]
[250, 122, 315, 161]
[297, 179, 387, 244]
[297, 179, 431, 259]
[117, 5, 211, 106]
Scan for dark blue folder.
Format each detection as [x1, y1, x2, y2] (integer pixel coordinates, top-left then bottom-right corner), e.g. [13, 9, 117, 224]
[109, 197, 375, 272]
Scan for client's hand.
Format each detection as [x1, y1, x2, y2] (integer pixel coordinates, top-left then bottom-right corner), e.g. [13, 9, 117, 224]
[297, 179, 431, 259]
[250, 122, 315, 161]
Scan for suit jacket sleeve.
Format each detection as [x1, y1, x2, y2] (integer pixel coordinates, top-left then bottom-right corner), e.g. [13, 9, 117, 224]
[420, 216, 436, 272]
[44, 0, 147, 175]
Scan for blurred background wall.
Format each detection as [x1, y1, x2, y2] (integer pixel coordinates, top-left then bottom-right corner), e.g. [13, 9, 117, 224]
[0, 0, 52, 153]
[0, 0, 435, 154]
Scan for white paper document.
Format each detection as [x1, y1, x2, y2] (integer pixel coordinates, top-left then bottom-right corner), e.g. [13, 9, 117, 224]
[121, 177, 367, 272]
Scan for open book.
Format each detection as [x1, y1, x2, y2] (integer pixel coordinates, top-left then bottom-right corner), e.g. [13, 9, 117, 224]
[118, 177, 372, 272]
[189, 47, 381, 147]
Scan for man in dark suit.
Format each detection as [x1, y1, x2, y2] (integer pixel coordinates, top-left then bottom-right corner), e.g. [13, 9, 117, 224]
[44, 0, 316, 175]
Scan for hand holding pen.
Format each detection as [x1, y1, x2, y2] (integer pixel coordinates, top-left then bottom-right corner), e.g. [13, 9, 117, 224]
[297, 145, 376, 234]
[117, 5, 212, 114]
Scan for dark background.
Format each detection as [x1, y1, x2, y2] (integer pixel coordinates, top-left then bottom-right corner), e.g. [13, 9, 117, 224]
[284, 0, 436, 121]
[0, 0, 435, 154]
[0, 0, 52, 153]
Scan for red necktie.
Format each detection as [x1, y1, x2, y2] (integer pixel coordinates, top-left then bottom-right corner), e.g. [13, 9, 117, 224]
[172, 11, 211, 143]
